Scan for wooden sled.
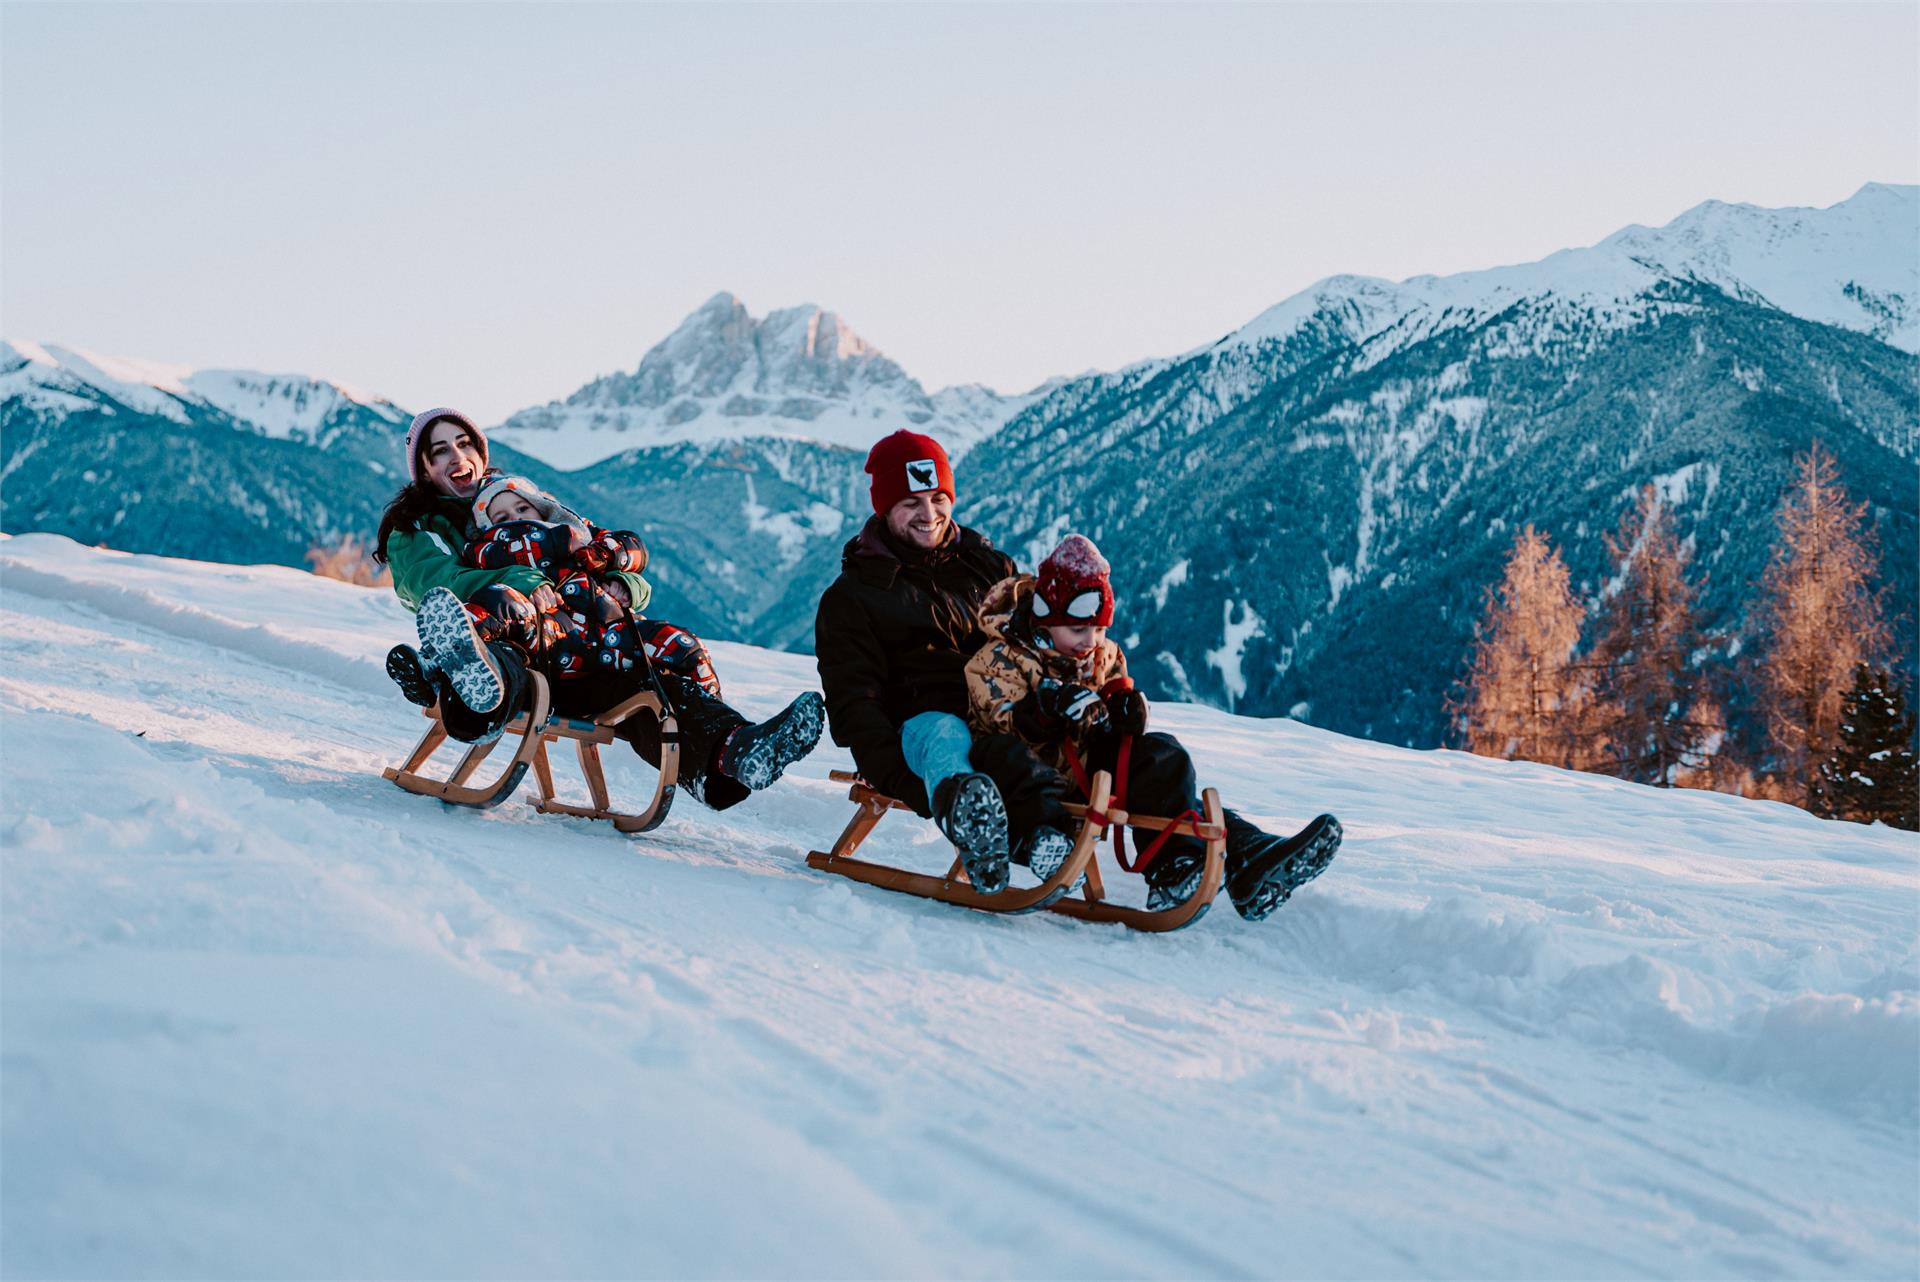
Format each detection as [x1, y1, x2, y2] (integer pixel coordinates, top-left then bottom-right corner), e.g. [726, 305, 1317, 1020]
[806, 769, 1227, 930]
[806, 769, 1104, 914]
[1048, 787, 1226, 932]
[383, 670, 680, 833]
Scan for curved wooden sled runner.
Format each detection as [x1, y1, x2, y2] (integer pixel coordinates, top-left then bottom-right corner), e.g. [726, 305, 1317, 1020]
[806, 770, 1226, 930]
[1049, 788, 1226, 932]
[807, 769, 1103, 914]
[383, 670, 680, 833]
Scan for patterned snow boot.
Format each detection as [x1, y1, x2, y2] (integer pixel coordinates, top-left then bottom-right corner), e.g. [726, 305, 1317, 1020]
[385, 644, 438, 708]
[414, 587, 505, 715]
[931, 772, 1011, 894]
[1143, 848, 1207, 912]
[1016, 825, 1076, 883]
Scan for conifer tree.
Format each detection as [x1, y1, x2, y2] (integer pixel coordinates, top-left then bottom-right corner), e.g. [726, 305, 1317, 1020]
[1755, 444, 1890, 808]
[1452, 526, 1589, 766]
[1817, 665, 1918, 829]
[1588, 486, 1713, 785]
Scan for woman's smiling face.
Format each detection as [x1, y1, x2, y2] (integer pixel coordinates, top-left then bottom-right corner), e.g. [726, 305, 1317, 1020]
[421, 420, 485, 498]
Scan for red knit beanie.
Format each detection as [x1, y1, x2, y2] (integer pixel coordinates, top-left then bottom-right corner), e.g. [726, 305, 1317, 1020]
[864, 429, 955, 514]
[1034, 534, 1114, 627]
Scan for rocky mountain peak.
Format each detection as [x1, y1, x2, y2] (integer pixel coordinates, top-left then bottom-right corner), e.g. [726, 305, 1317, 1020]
[498, 293, 1030, 468]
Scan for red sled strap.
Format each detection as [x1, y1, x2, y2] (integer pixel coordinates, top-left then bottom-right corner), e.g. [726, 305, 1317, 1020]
[1064, 736, 1202, 874]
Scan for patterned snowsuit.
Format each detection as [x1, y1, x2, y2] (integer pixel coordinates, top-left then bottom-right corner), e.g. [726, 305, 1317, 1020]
[461, 520, 718, 695]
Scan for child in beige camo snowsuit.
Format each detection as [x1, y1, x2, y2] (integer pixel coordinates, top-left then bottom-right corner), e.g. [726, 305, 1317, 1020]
[962, 533, 1342, 920]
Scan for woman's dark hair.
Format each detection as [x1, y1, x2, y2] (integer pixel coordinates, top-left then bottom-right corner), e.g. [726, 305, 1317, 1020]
[373, 483, 464, 564]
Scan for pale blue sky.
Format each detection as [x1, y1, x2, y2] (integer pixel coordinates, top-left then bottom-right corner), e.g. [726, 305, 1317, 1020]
[4, 2, 1915, 422]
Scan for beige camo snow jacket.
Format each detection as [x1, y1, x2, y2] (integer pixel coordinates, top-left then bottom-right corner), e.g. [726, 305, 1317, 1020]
[963, 575, 1129, 770]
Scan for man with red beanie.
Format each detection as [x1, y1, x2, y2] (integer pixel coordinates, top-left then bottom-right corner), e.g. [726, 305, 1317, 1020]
[814, 430, 1020, 893]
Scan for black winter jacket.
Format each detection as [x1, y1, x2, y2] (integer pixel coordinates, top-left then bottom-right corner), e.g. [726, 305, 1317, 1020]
[815, 516, 1015, 813]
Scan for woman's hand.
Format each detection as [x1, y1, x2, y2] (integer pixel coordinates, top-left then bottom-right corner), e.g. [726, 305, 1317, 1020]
[530, 584, 563, 613]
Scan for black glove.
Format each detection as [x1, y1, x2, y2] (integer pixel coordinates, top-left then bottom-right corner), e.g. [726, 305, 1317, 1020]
[1013, 678, 1109, 741]
[1105, 686, 1149, 738]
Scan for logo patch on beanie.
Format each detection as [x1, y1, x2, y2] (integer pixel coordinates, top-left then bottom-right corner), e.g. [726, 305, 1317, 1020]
[905, 459, 939, 492]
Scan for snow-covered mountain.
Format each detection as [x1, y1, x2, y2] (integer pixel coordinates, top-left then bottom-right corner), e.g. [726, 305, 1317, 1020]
[492, 292, 1041, 469]
[0, 341, 420, 568]
[2, 340, 406, 442]
[1216, 181, 1919, 362]
[963, 183, 1920, 750]
[4, 184, 1914, 752]
[4, 533, 1915, 1278]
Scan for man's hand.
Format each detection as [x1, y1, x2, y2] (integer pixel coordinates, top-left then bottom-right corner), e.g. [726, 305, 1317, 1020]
[530, 583, 563, 613]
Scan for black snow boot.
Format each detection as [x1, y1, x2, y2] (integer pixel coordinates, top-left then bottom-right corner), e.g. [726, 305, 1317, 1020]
[648, 673, 750, 810]
[414, 586, 504, 715]
[1222, 811, 1342, 921]
[931, 772, 1011, 894]
[435, 643, 529, 745]
[718, 691, 826, 792]
[385, 644, 438, 708]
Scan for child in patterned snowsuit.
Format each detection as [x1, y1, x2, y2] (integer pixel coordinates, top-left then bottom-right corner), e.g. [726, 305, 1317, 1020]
[964, 534, 1342, 920]
[460, 474, 718, 694]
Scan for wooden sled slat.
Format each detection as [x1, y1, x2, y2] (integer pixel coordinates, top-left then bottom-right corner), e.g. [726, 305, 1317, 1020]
[807, 773, 1108, 916]
[384, 668, 678, 833]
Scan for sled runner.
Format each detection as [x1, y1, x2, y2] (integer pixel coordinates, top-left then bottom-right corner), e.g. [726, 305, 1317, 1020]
[383, 670, 680, 833]
[807, 770, 1103, 914]
[806, 767, 1226, 929]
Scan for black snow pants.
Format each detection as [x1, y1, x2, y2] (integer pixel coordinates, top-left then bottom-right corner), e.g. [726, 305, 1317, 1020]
[970, 730, 1207, 874]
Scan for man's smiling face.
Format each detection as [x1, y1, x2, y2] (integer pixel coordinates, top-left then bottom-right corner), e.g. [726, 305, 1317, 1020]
[885, 490, 954, 550]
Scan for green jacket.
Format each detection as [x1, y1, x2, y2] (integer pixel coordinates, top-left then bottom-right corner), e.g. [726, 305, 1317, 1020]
[385, 509, 653, 615]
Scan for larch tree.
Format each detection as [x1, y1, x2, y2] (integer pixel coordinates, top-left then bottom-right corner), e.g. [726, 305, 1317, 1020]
[1754, 443, 1890, 810]
[1588, 486, 1714, 785]
[1452, 525, 1589, 766]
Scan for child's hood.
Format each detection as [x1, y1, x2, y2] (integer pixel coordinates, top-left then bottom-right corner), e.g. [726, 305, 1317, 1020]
[471, 474, 594, 541]
[975, 574, 1033, 646]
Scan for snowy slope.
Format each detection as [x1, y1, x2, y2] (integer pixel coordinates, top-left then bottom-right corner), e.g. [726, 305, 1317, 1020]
[1216, 181, 1920, 360]
[3, 534, 1915, 1278]
[492, 293, 1040, 469]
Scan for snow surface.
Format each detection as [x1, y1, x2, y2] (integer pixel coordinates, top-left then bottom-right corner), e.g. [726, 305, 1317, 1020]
[4, 536, 1918, 1279]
